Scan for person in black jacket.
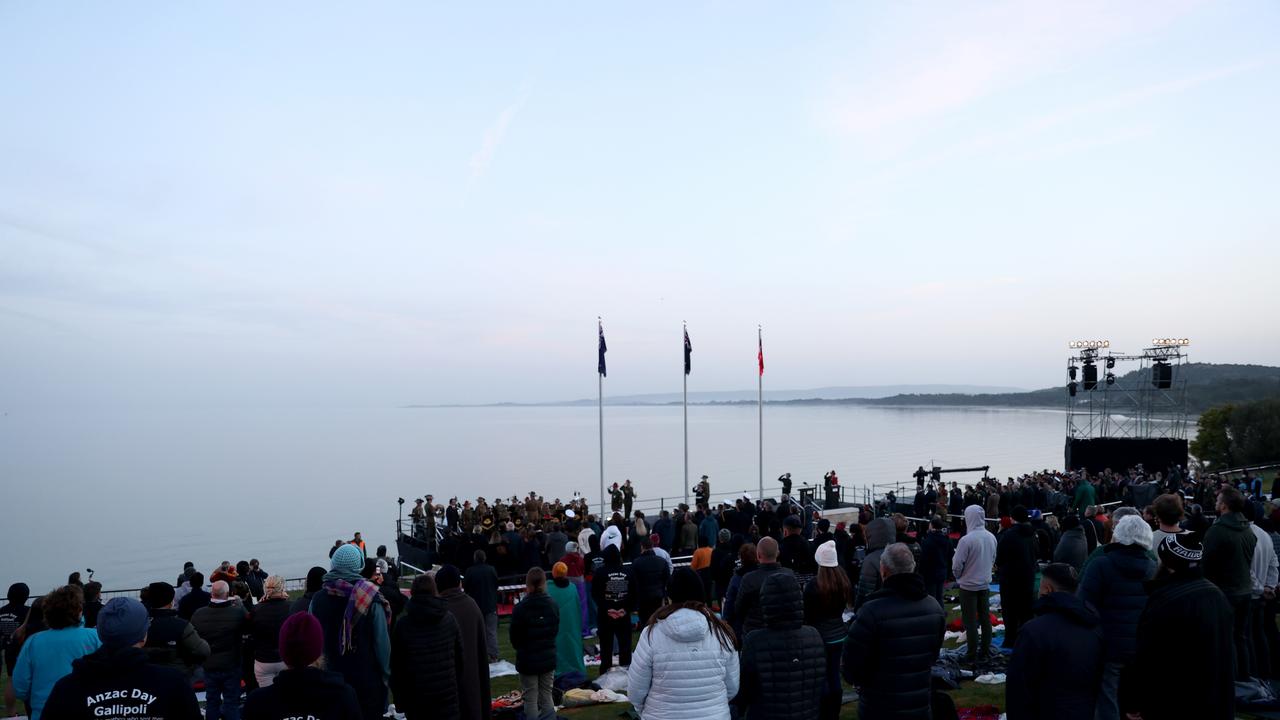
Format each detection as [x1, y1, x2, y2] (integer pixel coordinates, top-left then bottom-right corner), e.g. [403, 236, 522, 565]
[176, 572, 209, 621]
[591, 545, 636, 673]
[1005, 563, 1103, 720]
[243, 611, 362, 720]
[842, 543, 946, 720]
[43, 597, 201, 720]
[1078, 514, 1155, 720]
[918, 517, 953, 604]
[510, 567, 559, 720]
[248, 576, 292, 687]
[630, 537, 670, 630]
[996, 506, 1039, 647]
[1119, 532, 1235, 720]
[190, 581, 248, 720]
[464, 550, 501, 662]
[739, 572, 825, 720]
[729, 537, 796, 640]
[141, 582, 209, 682]
[289, 567, 326, 616]
[391, 574, 463, 720]
[779, 515, 817, 574]
[803, 541, 852, 720]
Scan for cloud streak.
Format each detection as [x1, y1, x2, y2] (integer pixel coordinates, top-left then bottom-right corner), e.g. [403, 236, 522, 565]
[468, 87, 530, 184]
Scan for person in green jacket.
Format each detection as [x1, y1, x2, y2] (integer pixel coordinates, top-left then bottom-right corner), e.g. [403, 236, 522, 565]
[1073, 479, 1097, 514]
[548, 562, 586, 677]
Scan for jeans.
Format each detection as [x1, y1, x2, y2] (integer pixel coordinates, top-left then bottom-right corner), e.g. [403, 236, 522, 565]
[520, 672, 554, 720]
[484, 612, 499, 660]
[819, 641, 844, 720]
[598, 613, 633, 673]
[253, 660, 286, 688]
[959, 588, 991, 662]
[1094, 660, 1122, 720]
[204, 669, 242, 720]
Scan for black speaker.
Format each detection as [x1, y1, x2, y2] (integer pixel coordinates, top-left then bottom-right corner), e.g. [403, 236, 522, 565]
[1083, 363, 1098, 391]
[1152, 362, 1172, 389]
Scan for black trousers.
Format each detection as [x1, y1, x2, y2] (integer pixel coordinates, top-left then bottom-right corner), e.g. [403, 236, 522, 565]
[1230, 594, 1254, 679]
[1000, 580, 1034, 649]
[638, 597, 663, 632]
[597, 613, 633, 672]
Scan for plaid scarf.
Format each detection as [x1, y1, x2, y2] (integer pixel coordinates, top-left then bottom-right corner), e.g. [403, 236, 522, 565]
[323, 578, 391, 654]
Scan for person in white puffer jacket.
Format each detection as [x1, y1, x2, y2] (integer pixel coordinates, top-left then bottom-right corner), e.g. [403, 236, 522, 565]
[628, 568, 739, 720]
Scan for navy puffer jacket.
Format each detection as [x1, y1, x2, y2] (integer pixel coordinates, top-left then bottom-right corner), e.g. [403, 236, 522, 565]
[1078, 543, 1155, 663]
[842, 572, 946, 720]
[739, 573, 825, 720]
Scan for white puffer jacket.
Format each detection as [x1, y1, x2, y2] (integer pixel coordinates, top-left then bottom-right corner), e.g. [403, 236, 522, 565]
[628, 608, 739, 720]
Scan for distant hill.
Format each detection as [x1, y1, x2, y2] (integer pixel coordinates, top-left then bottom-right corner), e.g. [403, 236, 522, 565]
[552, 384, 1027, 407]
[801, 363, 1280, 414]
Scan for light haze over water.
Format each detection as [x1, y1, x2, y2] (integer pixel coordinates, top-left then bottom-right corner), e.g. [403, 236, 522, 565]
[2, 404, 1066, 592]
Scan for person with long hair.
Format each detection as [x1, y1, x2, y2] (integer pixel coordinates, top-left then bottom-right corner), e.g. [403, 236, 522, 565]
[628, 567, 738, 720]
[11, 585, 101, 720]
[250, 576, 292, 687]
[804, 541, 852, 720]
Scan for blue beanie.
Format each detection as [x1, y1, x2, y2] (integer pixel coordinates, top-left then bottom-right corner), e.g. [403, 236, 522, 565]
[331, 544, 365, 574]
[97, 597, 150, 649]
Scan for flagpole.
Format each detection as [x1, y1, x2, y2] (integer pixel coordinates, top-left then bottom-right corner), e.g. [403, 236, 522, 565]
[598, 317, 605, 520]
[758, 325, 763, 500]
[683, 322, 689, 508]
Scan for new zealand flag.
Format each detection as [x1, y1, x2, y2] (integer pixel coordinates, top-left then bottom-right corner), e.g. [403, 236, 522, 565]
[598, 320, 607, 377]
[684, 327, 692, 375]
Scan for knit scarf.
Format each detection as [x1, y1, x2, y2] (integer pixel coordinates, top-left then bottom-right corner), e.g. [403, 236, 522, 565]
[322, 576, 390, 654]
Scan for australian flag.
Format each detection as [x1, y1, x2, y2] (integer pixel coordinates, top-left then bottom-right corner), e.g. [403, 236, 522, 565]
[598, 320, 607, 377]
[684, 326, 692, 375]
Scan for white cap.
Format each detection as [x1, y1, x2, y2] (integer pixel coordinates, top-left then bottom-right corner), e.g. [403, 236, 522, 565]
[742, 493, 752, 501]
[565, 509, 576, 518]
[815, 540, 839, 568]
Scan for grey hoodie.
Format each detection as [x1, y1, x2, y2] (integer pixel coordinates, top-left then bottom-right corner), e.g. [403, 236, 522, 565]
[952, 505, 996, 591]
[855, 518, 896, 609]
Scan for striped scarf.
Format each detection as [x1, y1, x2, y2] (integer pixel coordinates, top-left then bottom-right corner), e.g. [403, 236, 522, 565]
[323, 578, 391, 654]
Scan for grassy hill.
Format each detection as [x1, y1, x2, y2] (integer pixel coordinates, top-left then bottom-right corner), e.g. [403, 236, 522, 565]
[763, 364, 1280, 414]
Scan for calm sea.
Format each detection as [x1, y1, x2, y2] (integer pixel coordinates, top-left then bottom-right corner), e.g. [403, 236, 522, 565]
[0, 404, 1067, 592]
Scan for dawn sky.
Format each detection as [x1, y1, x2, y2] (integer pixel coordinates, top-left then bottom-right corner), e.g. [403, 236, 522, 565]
[2, 1, 1277, 408]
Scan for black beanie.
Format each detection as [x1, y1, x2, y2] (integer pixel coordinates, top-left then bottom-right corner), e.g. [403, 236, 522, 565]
[668, 567, 704, 604]
[436, 564, 461, 591]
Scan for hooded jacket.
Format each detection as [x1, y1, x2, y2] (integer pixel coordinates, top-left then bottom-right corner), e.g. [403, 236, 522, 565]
[509, 590, 558, 675]
[1005, 592, 1104, 720]
[40, 646, 200, 720]
[1202, 511, 1257, 598]
[951, 506, 996, 591]
[918, 529, 953, 585]
[842, 572, 946, 720]
[439, 589, 492, 720]
[739, 574, 825, 720]
[243, 666, 363, 720]
[592, 547, 636, 614]
[1078, 543, 1155, 663]
[391, 594, 463, 720]
[855, 518, 896, 608]
[627, 608, 740, 720]
[1053, 526, 1088, 571]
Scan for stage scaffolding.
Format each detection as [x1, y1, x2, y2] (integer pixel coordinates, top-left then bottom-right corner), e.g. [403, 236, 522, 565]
[1065, 343, 1190, 442]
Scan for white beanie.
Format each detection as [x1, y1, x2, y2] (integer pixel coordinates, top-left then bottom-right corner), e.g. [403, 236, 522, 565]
[1112, 514, 1154, 551]
[815, 540, 839, 568]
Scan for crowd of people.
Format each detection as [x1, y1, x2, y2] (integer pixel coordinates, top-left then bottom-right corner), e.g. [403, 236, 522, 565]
[1, 463, 1276, 720]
